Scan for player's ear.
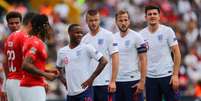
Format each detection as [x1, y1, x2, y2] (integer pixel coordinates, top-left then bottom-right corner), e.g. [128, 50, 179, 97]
[145, 14, 147, 20]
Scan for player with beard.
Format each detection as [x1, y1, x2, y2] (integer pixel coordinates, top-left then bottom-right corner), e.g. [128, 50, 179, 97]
[82, 9, 119, 101]
[114, 10, 147, 101]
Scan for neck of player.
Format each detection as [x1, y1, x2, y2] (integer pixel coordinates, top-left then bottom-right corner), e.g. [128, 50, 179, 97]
[69, 42, 79, 49]
[91, 27, 100, 36]
[120, 29, 129, 37]
[148, 23, 159, 33]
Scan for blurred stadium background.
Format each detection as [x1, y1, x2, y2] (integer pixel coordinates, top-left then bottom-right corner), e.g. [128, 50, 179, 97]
[0, 0, 201, 101]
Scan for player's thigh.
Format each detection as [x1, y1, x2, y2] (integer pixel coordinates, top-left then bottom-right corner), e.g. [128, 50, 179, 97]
[79, 87, 93, 101]
[5, 79, 21, 101]
[159, 76, 180, 101]
[67, 87, 93, 101]
[146, 77, 162, 101]
[115, 82, 124, 101]
[20, 86, 46, 101]
[93, 86, 115, 101]
[116, 81, 143, 101]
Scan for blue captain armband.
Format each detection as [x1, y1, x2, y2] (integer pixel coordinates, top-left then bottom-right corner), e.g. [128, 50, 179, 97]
[137, 43, 147, 53]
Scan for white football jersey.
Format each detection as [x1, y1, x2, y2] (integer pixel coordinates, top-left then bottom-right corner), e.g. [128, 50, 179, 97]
[56, 43, 103, 95]
[114, 29, 146, 81]
[139, 24, 178, 78]
[82, 27, 118, 85]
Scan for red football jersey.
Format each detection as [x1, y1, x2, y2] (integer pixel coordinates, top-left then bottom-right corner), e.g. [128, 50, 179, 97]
[20, 36, 47, 87]
[4, 31, 28, 80]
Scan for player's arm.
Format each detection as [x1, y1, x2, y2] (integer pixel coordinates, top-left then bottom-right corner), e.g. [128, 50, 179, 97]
[170, 44, 181, 91]
[3, 42, 8, 79]
[81, 56, 108, 89]
[171, 44, 181, 77]
[135, 52, 147, 93]
[109, 52, 119, 92]
[167, 28, 181, 91]
[2, 54, 8, 79]
[108, 34, 119, 93]
[132, 41, 148, 94]
[56, 67, 67, 89]
[22, 56, 58, 81]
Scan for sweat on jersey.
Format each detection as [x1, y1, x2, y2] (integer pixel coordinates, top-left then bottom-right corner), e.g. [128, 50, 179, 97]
[139, 24, 178, 78]
[81, 27, 118, 86]
[4, 31, 28, 80]
[114, 29, 147, 82]
[56, 43, 103, 96]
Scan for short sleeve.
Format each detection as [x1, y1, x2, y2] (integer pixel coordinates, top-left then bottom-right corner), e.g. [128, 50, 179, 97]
[108, 33, 119, 55]
[56, 50, 65, 68]
[86, 44, 103, 61]
[135, 34, 147, 53]
[167, 27, 178, 47]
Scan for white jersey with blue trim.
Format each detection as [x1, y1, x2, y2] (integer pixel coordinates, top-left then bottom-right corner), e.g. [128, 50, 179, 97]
[82, 27, 118, 86]
[114, 29, 146, 82]
[56, 43, 103, 95]
[139, 24, 178, 78]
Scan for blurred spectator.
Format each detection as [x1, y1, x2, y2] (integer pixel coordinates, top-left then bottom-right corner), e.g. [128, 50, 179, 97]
[185, 46, 201, 83]
[53, 0, 69, 22]
[177, 0, 191, 14]
[185, 19, 199, 48]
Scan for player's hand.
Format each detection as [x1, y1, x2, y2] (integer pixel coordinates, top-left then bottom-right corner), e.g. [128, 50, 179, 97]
[44, 72, 59, 81]
[0, 91, 7, 101]
[132, 80, 144, 94]
[108, 81, 116, 93]
[169, 75, 179, 91]
[81, 78, 93, 89]
[60, 77, 67, 90]
[45, 69, 60, 76]
[44, 83, 49, 94]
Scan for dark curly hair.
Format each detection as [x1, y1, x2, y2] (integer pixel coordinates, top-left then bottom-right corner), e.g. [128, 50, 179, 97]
[22, 12, 37, 26]
[29, 14, 50, 37]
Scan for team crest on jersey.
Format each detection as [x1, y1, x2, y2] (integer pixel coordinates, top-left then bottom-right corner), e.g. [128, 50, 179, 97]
[125, 40, 130, 47]
[30, 47, 36, 54]
[64, 57, 69, 64]
[98, 39, 104, 45]
[76, 50, 81, 56]
[158, 34, 163, 41]
[8, 41, 13, 47]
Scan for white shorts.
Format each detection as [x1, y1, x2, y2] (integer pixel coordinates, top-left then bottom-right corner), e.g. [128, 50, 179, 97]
[5, 79, 21, 101]
[20, 86, 46, 101]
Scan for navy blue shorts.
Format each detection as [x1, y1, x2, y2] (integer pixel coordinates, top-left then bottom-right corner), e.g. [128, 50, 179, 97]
[93, 85, 115, 101]
[146, 76, 180, 101]
[67, 87, 93, 101]
[116, 80, 144, 101]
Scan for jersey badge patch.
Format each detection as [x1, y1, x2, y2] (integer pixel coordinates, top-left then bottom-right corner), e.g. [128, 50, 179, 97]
[98, 39, 104, 45]
[76, 50, 81, 56]
[8, 41, 14, 47]
[158, 34, 163, 41]
[125, 40, 130, 47]
[30, 47, 36, 54]
[64, 57, 69, 64]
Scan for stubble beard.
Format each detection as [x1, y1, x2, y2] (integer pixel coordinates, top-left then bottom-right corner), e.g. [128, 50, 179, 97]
[119, 26, 128, 33]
